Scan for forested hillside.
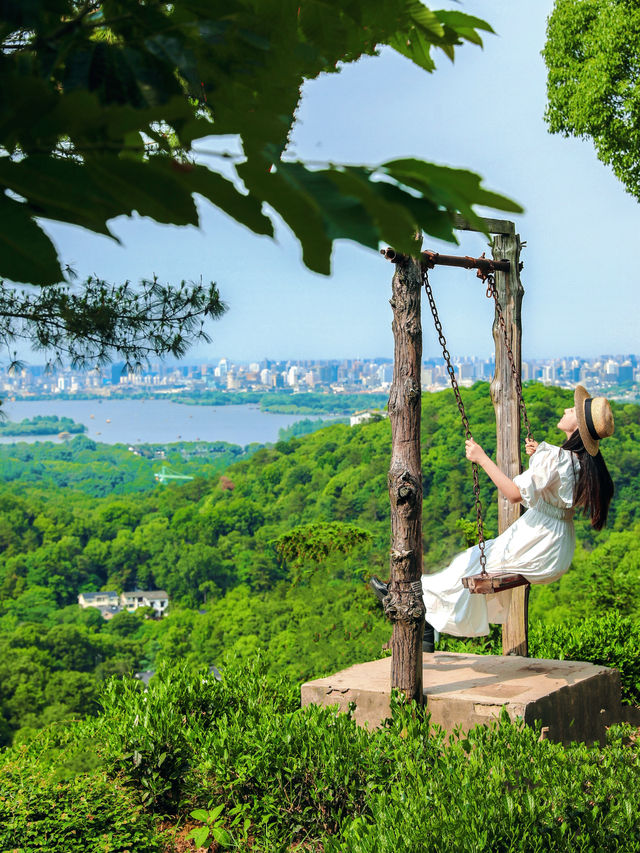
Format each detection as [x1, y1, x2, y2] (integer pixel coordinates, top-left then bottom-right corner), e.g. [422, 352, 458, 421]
[1, 383, 639, 745]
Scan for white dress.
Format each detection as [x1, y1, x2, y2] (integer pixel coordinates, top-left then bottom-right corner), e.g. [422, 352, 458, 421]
[421, 442, 579, 637]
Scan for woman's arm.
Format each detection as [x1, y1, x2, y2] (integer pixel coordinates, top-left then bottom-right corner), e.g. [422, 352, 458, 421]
[465, 438, 522, 504]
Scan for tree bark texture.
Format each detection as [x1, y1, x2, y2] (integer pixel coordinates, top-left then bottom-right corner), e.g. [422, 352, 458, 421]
[490, 232, 529, 656]
[386, 255, 425, 703]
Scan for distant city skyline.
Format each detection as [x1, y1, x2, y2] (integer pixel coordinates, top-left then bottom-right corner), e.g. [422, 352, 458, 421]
[3, 351, 639, 369]
[3, 353, 638, 404]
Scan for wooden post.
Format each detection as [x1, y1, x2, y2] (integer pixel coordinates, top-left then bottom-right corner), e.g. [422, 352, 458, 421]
[386, 254, 425, 703]
[490, 232, 529, 656]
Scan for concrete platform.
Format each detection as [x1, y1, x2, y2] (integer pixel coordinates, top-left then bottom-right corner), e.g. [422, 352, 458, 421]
[301, 652, 621, 745]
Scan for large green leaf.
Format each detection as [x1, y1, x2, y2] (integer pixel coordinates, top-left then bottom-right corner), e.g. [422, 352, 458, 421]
[0, 194, 62, 285]
[437, 10, 495, 47]
[368, 180, 461, 244]
[325, 167, 421, 253]
[238, 156, 521, 272]
[0, 155, 202, 235]
[382, 159, 524, 214]
[179, 164, 274, 237]
[84, 157, 201, 226]
[187, 826, 210, 848]
[269, 162, 380, 248]
[238, 160, 332, 274]
[0, 157, 125, 236]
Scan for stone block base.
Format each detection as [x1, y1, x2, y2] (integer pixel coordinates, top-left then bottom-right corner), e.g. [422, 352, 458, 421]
[301, 652, 621, 745]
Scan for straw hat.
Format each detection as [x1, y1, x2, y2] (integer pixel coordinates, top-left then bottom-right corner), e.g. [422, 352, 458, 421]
[574, 385, 614, 456]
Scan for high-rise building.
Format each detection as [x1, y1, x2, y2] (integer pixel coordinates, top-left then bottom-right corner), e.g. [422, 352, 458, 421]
[111, 362, 125, 384]
[619, 361, 633, 382]
[605, 358, 619, 377]
[287, 365, 300, 386]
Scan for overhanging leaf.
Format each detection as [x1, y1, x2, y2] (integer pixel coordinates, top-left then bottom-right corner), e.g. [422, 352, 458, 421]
[0, 0, 517, 285]
[270, 162, 380, 248]
[85, 157, 200, 226]
[238, 160, 332, 274]
[381, 159, 523, 214]
[371, 181, 460, 243]
[0, 156, 124, 236]
[178, 164, 274, 237]
[0, 194, 63, 285]
[326, 167, 421, 254]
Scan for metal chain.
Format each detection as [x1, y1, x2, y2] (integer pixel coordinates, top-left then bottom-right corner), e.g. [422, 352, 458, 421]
[422, 268, 487, 575]
[483, 273, 533, 441]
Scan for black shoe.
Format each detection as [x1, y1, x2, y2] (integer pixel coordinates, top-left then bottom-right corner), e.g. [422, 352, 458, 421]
[423, 620, 435, 654]
[369, 576, 389, 602]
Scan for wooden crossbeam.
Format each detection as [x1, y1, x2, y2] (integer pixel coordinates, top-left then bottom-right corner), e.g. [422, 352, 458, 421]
[451, 212, 516, 235]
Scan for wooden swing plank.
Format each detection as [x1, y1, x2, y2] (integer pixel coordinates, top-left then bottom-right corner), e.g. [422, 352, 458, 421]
[462, 573, 530, 595]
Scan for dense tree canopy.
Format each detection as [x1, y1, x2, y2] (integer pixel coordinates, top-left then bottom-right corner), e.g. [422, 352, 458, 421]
[544, 0, 640, 199]
[1, 384, 639, 742]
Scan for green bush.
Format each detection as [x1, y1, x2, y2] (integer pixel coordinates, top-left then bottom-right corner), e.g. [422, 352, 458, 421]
[98, 665, 224, 810]
[96, 662, 640, 851]
[529, 612, 640, 706]
[2, 663, 640, 852]
[331, 713, 640, 853]
[98, 658, 300, 812]
[0, 723, 161, 852]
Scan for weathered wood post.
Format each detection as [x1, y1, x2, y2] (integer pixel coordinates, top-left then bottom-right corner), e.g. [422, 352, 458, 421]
[386, 254, 425, 703]
[490, 230, 529, 656]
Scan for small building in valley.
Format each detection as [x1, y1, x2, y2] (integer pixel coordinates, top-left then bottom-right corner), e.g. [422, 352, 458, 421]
[78, 591, 119, 609]
[349, 409, 388, 427]
[120, 590, 169, 617]
[78, 589, 169, 619]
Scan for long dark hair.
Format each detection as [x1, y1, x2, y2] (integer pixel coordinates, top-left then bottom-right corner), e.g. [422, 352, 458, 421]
[561, 430, 614, 530]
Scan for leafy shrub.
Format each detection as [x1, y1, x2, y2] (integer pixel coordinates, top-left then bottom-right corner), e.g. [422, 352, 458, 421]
[3, 663, 640, 852]
[95, 661, 640, 851]
[98, 658, 300, 811]
[96, 663, 441, 848]
[529, 611, 640, 706]
[331, 711, 640, 853]
[0, 722, 161, 852]
[98, 665, 223, 810]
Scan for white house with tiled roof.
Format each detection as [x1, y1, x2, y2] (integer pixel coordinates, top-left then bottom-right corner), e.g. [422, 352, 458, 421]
[78, 589, 169, 618]
[120, 590, 169, 617]
[78, 591, 119, 609]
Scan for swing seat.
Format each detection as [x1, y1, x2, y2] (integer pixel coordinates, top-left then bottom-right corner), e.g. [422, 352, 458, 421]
[462, 573, 530, 594]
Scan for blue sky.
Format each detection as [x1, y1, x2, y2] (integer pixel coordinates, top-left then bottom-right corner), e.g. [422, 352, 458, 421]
[42, 0, 640, 364]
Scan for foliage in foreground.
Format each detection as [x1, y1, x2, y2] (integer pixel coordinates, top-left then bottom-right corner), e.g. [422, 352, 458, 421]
[1, 1, 517, 289]
[0, 723, 161, 852]
[1, 662, 639, 852]
[544, 0, 640, 201]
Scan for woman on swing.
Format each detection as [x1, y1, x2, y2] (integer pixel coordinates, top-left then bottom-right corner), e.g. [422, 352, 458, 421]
[371, 385, 615, 648]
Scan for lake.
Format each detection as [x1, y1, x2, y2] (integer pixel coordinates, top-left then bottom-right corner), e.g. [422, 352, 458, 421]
[0, 399, 318, 446]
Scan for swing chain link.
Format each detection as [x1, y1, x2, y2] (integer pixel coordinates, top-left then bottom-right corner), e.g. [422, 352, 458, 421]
[422, 267, 488, 575]
[482, 272, 533, 441]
